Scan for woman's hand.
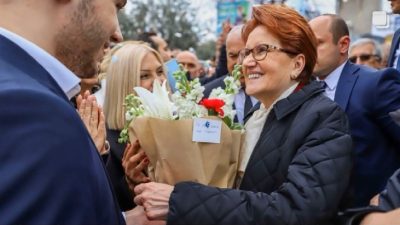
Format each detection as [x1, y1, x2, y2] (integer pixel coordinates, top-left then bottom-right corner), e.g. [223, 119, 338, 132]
[134, 182, 174, 221]
[122, 140, 151, 191]
[77, 92, 107, 154]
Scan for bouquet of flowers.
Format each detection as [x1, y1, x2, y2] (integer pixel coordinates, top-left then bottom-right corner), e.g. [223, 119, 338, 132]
[120, 65, 245, 188]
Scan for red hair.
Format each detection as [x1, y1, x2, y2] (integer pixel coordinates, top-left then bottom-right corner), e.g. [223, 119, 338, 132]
[242, 4, 317, 82]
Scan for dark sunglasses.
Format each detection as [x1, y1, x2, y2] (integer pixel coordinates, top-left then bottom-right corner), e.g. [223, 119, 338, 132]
[349, 54, 380, 63]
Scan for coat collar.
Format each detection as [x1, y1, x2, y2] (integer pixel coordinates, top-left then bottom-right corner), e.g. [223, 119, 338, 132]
[244, 81, 325, 123]
[334, 61, 359, 111]
[273, 81, 325, 120]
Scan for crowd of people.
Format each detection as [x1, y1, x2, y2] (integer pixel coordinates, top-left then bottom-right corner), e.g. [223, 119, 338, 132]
[1, 0, 400, 225]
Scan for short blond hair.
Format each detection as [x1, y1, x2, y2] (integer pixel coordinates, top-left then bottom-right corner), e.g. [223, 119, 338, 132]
[104, 42, 165, 130]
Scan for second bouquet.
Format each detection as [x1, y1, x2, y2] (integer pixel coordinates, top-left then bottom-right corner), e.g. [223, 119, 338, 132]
[120, 65, 245, 188]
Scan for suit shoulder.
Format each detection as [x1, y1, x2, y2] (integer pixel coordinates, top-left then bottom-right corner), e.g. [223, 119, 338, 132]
[204, 75, 226, 89]
[204, 75, 227, 97]
[360, 67, 400, 87]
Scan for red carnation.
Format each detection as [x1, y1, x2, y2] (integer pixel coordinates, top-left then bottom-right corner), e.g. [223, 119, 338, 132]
[200, 98, 225, 117]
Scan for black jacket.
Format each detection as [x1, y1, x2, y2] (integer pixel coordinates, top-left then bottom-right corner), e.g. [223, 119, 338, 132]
[106, 128, 135, 211]
[167, 82, 353, 225]
[203, 75, 226, 98]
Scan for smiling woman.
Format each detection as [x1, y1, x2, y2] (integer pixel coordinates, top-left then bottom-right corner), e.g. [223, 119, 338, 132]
[132, 4, 353, 225]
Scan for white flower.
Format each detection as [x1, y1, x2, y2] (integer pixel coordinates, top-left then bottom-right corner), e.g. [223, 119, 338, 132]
[134, 80, 175, 120]
[119, 64, 244, 143]
[125, 111, 134, 121]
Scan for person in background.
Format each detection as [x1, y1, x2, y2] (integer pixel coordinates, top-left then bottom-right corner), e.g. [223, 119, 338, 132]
[175, 50, 202, 80]
[138, 31, 172, 62]
[309, 14, 400, 207]
[348, 38, 382, 69]
[203, 25, 257, 124]
[129, 4, 352, 225]
[0, 0, 126, 224]
[387, 0, 400, 69]
[103, 42, 166, 211]
[380, 40, 392, 68]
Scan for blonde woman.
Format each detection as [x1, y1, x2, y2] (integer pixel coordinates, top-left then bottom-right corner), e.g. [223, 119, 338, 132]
[94, 41, 137, 106]
[103, 42, 166, 211]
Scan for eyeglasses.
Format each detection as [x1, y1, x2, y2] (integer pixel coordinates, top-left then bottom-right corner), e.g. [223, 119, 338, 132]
[238, 44, 297, 63]
[349, 54, 380, 63]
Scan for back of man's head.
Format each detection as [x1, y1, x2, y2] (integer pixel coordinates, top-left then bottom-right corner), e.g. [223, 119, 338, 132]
[324, 14, 349, 44]
[138, 31, 171, 62]
[138, 32, 159, 51]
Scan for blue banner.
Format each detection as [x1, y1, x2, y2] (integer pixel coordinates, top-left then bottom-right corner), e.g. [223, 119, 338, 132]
[217, 0, 250, 34]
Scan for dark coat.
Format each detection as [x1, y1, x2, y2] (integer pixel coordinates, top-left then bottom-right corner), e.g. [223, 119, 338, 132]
[0, 35, 124, 224]
[167, 81, 353, 225]
[200, 44, 228, 85]
[106, 129, 135, 211]
[203, 75, 226, 98]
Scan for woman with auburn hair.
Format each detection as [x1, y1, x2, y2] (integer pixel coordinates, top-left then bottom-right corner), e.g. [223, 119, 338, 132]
[103, 42, 166, 211]
[129, 4, 352, 225]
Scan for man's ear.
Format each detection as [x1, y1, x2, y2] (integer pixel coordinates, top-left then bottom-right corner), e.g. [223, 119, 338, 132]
[338, 35, 350, 55]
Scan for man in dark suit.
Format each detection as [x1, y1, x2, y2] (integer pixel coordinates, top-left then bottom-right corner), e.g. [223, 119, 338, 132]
[387, 0, 400, 69]
[0, 0, 127, 224]
[204, 25, 257, 124]
[309, 14, 400, 207]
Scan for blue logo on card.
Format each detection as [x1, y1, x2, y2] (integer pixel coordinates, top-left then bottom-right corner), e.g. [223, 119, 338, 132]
[205, 121, 210, 128]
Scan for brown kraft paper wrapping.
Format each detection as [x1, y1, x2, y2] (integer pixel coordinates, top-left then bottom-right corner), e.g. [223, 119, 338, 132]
[128, 117, 244, 188]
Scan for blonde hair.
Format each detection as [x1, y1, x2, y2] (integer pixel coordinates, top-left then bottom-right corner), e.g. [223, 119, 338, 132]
[98, 41, 138, 81]
[104, 42, 165, 130]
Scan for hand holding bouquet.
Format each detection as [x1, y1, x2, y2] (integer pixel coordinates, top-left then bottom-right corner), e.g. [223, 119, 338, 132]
[120, 65, 245, 188]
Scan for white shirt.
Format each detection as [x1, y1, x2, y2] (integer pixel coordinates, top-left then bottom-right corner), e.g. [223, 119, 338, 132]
[393, 44, 400, 69]
[317, 61, 346, 101]
[234, 88, 258, 124]
[0, 27, 80, 99]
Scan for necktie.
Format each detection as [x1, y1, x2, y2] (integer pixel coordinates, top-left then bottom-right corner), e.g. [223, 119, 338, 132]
[244, 93, 253, 117]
